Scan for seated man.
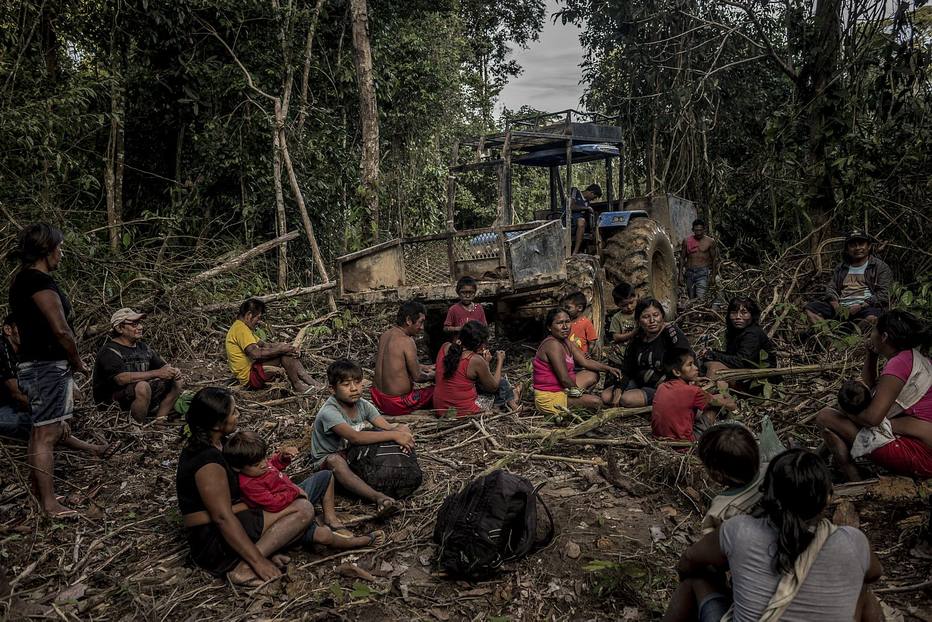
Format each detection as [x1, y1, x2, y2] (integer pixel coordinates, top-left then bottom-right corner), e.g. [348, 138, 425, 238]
[371, 301, 435, 415]
[804, 230, 892, 327]
[92, 308, 183, 422]
[225, 298, 317, 393]
[564, 183, 602, 255]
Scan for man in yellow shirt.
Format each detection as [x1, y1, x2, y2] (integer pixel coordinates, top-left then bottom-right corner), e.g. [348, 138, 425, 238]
[225, 298, 317, 392]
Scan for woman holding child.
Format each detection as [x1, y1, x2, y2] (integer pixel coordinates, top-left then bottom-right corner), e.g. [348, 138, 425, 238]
[816, 309, 932, 481]
[176, 387, 375, 586]
[532, 308, 621, 415]
[611, 299, 690, 407]
[433, 320, 519, 415]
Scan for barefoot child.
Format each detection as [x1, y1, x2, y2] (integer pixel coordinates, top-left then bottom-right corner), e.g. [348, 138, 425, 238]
[651, 348, 736, 442]
[311, 359, 415, 517]
[604, 282, 638, 406]
[443, 276, 487, 335]
[224, 430, 383, 549]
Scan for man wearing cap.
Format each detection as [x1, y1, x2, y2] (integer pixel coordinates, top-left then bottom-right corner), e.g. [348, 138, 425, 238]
[804, 231, 893, 325]
[92, 308, 183, 422]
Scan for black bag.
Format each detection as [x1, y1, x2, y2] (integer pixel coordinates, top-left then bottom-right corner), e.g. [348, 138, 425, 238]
[432, 469, 554, 580]
[345, 442, 423, 499]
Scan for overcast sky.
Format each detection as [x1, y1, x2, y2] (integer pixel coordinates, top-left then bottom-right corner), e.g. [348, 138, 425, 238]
[496, 0, 587, 116]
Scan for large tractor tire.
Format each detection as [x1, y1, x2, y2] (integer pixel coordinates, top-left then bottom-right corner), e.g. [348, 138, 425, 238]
[558, 254, 606, 340]
[602, 218, 677, 319]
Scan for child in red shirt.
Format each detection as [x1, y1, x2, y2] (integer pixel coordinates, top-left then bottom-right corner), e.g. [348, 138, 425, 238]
[651, 349, 736, 441]
[223, 430, 384, 549]
[444, 276, 487, 335]
[561, 291, 597, 354]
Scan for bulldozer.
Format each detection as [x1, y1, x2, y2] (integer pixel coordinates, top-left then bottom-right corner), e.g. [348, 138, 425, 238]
[335, 111, 697, 341]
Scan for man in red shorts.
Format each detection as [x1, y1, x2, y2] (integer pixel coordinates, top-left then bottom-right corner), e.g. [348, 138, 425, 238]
[371, 301, 435, 415]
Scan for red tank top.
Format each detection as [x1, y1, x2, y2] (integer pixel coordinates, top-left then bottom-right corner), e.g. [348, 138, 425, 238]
[434, 345, 480, 415]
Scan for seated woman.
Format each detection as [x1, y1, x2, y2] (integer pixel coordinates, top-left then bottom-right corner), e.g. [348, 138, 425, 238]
[433, 321, 519, 415]
[176, 387, 314, 586]
[662, 449, 882, 622]
[533, 308, 621, 415]
[816, 310, 932, 481]
[610, 299, 690, 407]
[702, 296, 777, 390]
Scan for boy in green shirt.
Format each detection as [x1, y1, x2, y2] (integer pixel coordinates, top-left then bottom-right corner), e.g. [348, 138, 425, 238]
[604, 282, 638, 405]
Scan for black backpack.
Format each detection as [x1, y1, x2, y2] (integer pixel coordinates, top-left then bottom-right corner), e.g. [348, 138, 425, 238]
[345, 442, 423, 499]
[432, 469, 554, 580]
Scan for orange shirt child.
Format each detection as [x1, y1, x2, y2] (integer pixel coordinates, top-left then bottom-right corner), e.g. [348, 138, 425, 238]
[569, 316, 597, 354]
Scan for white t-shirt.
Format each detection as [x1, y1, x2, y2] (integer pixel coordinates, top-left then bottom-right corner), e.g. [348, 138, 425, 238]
[839, 262, 870, 307]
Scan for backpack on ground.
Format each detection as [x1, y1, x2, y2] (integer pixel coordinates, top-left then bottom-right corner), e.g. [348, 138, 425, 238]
[432, 469, 555, 580]
[345, 441, 423, 499]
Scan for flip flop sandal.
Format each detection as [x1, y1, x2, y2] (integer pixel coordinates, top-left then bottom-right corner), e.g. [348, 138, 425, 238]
[325, 522, 354, 537]
[47, 508, 79, 519]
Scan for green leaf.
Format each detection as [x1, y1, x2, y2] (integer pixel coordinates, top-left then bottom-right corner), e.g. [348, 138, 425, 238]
[350, 582, 371, 598]
[329, 582, 344, 604]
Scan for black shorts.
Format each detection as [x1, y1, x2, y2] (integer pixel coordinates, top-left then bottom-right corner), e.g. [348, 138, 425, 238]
[805, 300, 882, 321]
[186, 508, 264, 576]
[112, 378, 170, 412]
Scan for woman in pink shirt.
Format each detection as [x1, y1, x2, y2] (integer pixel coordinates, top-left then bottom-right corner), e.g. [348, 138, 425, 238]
[817, 310, 932, 480]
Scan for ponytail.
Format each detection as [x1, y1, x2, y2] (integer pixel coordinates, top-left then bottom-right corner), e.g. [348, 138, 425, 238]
[755, 449, 832, 575]
[443, 320, 489, 379]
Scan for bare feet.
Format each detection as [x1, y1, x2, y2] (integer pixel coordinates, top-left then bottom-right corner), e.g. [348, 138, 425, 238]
[270, 554, 290, 569]
[375, 497, 400, 519]
[227, 566, 262, 587]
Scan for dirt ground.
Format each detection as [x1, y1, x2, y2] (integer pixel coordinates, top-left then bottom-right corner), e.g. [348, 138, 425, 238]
[1, 304, 931, 621]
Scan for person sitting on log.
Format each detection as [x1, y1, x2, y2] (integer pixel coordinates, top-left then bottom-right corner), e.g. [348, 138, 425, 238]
[92, 308, 183, 422]
[815, 309, 932, 481]
[371, 301, 435, 415]
[434, 320, 519, 415]
[225, 298, 317, 393]
[533, 308, 621, 415]
[310, 359, 411, 518]
[700, 296, 777, 392]
[804, 230, 892, 327]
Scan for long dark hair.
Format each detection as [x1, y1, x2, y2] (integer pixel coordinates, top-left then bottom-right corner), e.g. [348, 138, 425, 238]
[10, 223, 64, 266]
[876, 310, 932, 353]
[755, 449, 832, 575]
[443, 320, 489, 379]
[725, 296, 760, 338]
[633, 298, 666, 336]
[185, 387, 234, 449]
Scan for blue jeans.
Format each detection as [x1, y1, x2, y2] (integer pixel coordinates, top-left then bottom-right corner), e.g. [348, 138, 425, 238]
[298, 471, 333, 546]
[0, 404, 31, 439]
[686, 267, 710, 299]
[479, 377, 515, 408]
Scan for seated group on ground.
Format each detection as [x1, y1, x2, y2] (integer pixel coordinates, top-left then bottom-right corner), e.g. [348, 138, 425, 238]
[5, 221, 932, 606]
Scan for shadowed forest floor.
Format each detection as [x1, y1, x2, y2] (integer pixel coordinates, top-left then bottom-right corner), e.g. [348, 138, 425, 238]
[1, 302, 931, 621]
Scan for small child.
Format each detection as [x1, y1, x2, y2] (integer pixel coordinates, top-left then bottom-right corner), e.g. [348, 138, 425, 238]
[651, 348, 736, 442]
[224, 430, 384, 549]
[838, 379, 872, 415]
[604, 282, 638, 405]
[696, 422, 763, 534]
[561, 291, 597, 355]
[444, 276, 487, 334]
[311, 359, 415, 517]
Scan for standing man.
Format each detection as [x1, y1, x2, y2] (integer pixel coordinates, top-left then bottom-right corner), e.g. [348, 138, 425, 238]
[804, 230, 892, 326]
[92, 308, 183, 422]
[225, 298, 318, 392]
[567, 183, 602, 255]
[682, 218, 717, 299]
[371, 301, 435, 415]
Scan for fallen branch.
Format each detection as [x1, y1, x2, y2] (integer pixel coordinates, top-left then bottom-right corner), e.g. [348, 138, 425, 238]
[509, 406, 652, 443]
[874, 578, 932, 594]
[175, 231, 300, 291]
[713, 362, 847, 384]
[489, 449, 605, 466]
[194, 283, 336, 313]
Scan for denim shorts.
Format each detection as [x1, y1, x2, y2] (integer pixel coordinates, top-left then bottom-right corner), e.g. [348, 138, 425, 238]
[17, 360, 74, 427]
[698, 592, 731, 622]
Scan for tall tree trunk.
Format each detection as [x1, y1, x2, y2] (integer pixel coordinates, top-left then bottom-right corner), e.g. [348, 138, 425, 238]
[272, 119, 288, 290]
[104, 32, 125, 254]
[349, 0, 380, 242]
